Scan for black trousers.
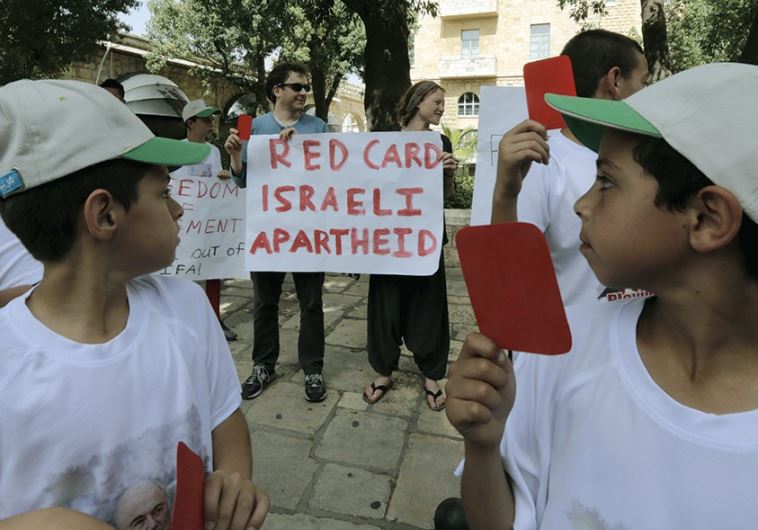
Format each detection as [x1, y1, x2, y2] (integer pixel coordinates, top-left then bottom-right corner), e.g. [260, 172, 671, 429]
[251, 271, 325, 375]
[367, 253, 449, 381]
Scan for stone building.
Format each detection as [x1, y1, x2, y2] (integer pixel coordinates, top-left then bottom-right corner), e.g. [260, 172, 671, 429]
[411, 0, 642, 131]
[63, 33, 367, 137]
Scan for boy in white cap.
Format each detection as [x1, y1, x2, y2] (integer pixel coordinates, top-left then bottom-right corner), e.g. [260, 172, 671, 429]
[446, 63, 758, 529]
[174, 98, 237, 341]
[0, 80, 269, 529]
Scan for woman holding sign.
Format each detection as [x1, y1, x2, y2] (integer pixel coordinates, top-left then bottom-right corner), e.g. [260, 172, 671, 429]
[362, 80, 457, 411]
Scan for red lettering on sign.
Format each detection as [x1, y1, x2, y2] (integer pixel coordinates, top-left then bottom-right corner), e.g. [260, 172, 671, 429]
[372, 189, 391, 216]
[303, 139, 321, 170]
[329, 228, 349, 255]
[381, 144, 402, 169]
[178, 179, 192, 197]
[273, 185, 295, 212]
[363, 139, 380, 170]
[418, 229, 438, 256]
[396, 187, 423, 216]
[347, 188, 366, 215]
[393, 227, 413, 257]
[262, 184, 269, 212]
[290, 230, 314, 253]
[299, 185, 316, 211]
[373, 228, 391, 255]
[270, 139, 292, 169]
[273, 228, 291, 252]
[315, 230, 331, 254]
[424, 143, 443, 169]
[250, 232, 272, 254]
[351, 228, 369, 254]
[405, 143, 422, 168]
[320, 187, 339, 212]
[329, 139, 348, 171]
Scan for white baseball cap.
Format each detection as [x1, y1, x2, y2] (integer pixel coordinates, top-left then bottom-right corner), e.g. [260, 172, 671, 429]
[181, 99, 220, 122]
[545, 63, 758, 220]
[0, 79, 210, 198]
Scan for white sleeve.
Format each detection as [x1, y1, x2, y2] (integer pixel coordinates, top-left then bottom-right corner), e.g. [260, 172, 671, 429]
[501, 352, 557, 530]
[211, 145, 223, 177]
[517, 161, 553, 233]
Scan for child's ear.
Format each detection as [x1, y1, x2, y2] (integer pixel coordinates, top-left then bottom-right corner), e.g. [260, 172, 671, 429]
[83, 189, 120, 241]
[688, 185, 742, 253]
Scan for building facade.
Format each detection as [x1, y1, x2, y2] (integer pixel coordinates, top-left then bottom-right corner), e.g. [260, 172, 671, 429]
[411, 0, 642, 130]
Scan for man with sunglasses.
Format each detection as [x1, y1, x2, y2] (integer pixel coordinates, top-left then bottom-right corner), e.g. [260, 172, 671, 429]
[225, 62, 330, 403]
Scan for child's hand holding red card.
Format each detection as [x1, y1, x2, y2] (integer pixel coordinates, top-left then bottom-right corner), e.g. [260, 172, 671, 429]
[456, 223, 571, 354]
[171, 442, 205, 530]
[523, 55, 577, 131]
[236, 114, 253, 141]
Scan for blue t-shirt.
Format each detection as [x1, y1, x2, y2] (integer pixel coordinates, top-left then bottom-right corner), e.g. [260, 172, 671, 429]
[233, 111, 328, 188]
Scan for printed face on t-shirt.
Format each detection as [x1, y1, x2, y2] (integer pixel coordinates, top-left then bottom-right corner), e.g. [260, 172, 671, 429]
[574, 129, 689, 290]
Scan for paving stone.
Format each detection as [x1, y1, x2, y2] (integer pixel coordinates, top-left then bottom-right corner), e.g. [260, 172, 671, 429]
[219, 294, 251, 314]
[387, 434, 464, 529]
[448, 340, 463, 362]
[445, 279, 469, 297]
[346, 303, 368, 319]
[414, 378, 462, 440]
[262, 513, 382, 530]
[315, 409, 407, 471]
[308, 463, 392, 519]
[244, 381, 338, 436]
[448, 303, 476, 330]
[323, 274, 357, 294]
[250, 429, 319, 511]
[337, 391, 370, 411]
[363, 371, 422, 419]
[326, 319, 367, 350]
[313, 346, 374, 394]
[342, 279, 370, 297]
[447, 294, 472, 306]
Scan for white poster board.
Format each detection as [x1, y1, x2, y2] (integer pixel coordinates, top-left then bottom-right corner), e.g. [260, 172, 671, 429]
[469, 86, 528, 226]
[160, 170, 248, 280]
[244, 131, 444, 275]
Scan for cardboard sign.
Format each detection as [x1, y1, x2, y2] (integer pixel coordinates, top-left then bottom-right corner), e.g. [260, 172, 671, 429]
[456, 223, 571, 354]
[523, 55, 576, 131]
[161, 149, 248, 280]
[171, 442, 205, 530]
[245, 131, 445, 275]
[237, 114, 253, 141]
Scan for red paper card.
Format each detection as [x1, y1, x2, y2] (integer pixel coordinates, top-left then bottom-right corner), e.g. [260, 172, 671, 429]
[171, 442, 205, 530]
[523, 55, 576, 131]
[236, 114, 253, 141]
[456, 223, 571, 354]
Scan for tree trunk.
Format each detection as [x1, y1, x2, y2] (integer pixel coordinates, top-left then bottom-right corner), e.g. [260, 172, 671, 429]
[343, 0, 412, 131]
[739, 3, 758, 65]
[640, 0, 671, 81]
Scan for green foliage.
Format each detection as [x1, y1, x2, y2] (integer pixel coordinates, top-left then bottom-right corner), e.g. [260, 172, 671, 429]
[442, 125, 477, 209]
[667, 0, 758, 72]
[0, 0, 138, 85]
[445, 170, 474, 209]
[147, 0, 365, 118]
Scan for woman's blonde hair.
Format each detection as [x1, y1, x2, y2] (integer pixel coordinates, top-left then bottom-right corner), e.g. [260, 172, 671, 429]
[396, 80, 445, 127]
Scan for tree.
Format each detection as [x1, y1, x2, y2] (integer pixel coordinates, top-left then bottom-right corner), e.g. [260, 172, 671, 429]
[0, 0, 138, 85]
[147, 0, 364, 120]
[341, 0, 438, 131]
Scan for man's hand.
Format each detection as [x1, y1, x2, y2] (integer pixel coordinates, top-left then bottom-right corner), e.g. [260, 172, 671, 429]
[224, 128, 244, 177]
[446, 332, 516, 449]
[204, 471, 270, 530]
[493, 119, 549, 201]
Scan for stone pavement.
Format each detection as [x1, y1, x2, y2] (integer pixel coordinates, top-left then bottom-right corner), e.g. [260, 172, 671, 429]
[219, 210, 476, 530]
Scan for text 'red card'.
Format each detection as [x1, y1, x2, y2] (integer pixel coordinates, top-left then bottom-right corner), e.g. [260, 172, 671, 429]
[171, 442, 205, 530]
[523, 55, 576, 130]
[236, 114, 253, 141]
[456, 223, 571, 354]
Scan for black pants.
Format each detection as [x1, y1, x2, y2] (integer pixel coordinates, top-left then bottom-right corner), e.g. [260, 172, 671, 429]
[251, 271, 325, 375]
[367, 253, 449, 380]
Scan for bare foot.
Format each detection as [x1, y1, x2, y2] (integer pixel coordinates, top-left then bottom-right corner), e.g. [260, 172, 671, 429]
[423, 378, 446, 411]
[362, 375, 393, 404]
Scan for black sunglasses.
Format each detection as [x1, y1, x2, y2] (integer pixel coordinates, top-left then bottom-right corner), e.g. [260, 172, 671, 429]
[276, 82, 311, 93]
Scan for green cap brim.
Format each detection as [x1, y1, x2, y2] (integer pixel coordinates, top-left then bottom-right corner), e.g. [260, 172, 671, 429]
[545, 94, 662, 152]
[195, 107, 220, 118]
[122, 137, 210, 166]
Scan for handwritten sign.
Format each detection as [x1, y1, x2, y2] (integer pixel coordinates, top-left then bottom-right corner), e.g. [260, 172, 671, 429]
[161, 146, 248, 280]
[245, 131, 444, 275]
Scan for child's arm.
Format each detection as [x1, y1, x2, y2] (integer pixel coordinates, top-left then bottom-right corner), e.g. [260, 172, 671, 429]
[446, 333, 517, 530]
[491, 119, 549, 224]
[206, 408, 270, 530]
[0, 285, 32, 308]
[0, 508, 115, 530]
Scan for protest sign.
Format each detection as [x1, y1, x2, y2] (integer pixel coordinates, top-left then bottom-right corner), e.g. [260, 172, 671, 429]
[245, 131, 444, 275]
[160, 146, 248, 280]
[469, 86, 528, 226]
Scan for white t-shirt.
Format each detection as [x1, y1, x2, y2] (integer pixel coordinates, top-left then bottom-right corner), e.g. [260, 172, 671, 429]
[0, 216, 42, 290]
[502, 299, 758, 530]
[170, 141, 223, 181]
[0, 275, 241, 522]
[517, 132, 649, 306]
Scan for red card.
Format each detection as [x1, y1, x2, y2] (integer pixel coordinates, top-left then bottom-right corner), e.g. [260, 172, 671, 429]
[236, 114, 253, 141]
[523, 55, 576, 130]
[171, 442, 205, 530]
[456, 223, 571, 354]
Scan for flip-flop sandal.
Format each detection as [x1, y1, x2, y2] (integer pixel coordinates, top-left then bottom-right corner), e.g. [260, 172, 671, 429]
[362, 380, 393, 404]
[424, 388, 447, 411]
